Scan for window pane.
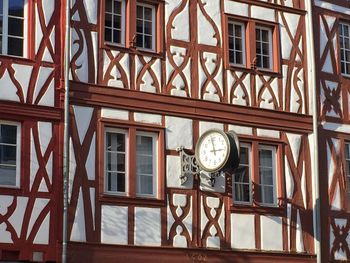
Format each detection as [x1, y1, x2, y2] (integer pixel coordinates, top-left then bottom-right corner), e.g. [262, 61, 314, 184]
[105, 13, 112, 28]
[8, 18, 23, 37]
[7, 37, 23, 56]
[106, 152, 125, 172]
[136, 19, 143, 34]
[346, 144, 350, 159]
[234, 166, 249, 182]
[235, 25, 242, 37]
[262, 185, 274, 204]
[106, 132, 125, 152]
[228, 24, 233, 36]
[144, 7, 153, 21]
[0, 165, 16, 186]
[0, 145, 16, 165]
[144, 35, 152, 49]
[106, 171, 125, 192]
[259, 149, 272, 167]
[260, 167, 273, 185]
[9, 0, 24, 17]
[138, 175, 153, 195]
[136, 135, 153, 155]
[0, 1, 3, 15]
[137, 6, 143, 19]
[113, 15, 121, 29]
[136, 155, 153, 174]
[0, 15, 3, 34]
[236, 51, 242, 64]
[105, 0, 112, 13]
[136, 34, 143, 47]
[114, 0, 121, 14]
[233, 183, 250, 202]
[261, 30, 269, 42]
[263, 56, 270, 69]
[0, 124, 17, 144]
[144, 21, 152, 35]
[113, 29, 120, 43]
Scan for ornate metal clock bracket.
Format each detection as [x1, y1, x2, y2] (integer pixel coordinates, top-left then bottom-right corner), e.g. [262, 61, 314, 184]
[176, 147, 221, 187]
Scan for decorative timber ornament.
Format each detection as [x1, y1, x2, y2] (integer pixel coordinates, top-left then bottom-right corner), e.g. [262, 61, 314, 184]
[177, 129, 240, 187]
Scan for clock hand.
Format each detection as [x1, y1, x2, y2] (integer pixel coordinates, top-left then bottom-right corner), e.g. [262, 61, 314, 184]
[211, 148, 224, 152]
[210, 136, 217, 155]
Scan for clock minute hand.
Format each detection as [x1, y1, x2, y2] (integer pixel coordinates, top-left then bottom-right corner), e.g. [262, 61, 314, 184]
[210, 136, 217, 155]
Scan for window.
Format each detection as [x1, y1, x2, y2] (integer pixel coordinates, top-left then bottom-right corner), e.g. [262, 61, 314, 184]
[255, 26, 272, 70]
[104, 0, 125, 45]
[226, 18, 278, 72]
[0, 0, 26, 57]
[136, 132, 157, 196]
[232, 143, 277, 206]
[0, 122, 21, 187]
[136, 3, 155, 50]
[233, 144, 251, 203]
[346, 143, 350, 209]
[339, 22, 350, 76]
[259, 145, 276, 205]
[228, 21, 245, 66]
[104, 127, 158, 198]
[102, 0, 164, 54]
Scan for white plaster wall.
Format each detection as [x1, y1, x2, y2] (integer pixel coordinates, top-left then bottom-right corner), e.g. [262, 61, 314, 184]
[231, 213, 255, 249]
[165, 116, 193, 150]
[134, 207, 161, 246]
[199, 122, 223, 136]
[101, 108, 129, 120]
[260, 216, 283, 251]
[134, 112, 162, 125]
[101, 205, 128, 245]
[73, 105, 94, 144]
[166, 155, 193, 189]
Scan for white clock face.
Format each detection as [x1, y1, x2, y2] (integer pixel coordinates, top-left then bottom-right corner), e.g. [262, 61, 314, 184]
[197, 131, 229, 171]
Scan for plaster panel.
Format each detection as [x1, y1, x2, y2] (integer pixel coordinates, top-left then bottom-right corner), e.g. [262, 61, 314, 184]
[135, 207, 161, 246]
[33, 213, 50, 244]
[101, 205, 128, 245]
[83, 0, 97, 24]
[168, 0, 190, 41]
[30, 131, 39, 191]
[26, 198, 49, 239]
[38, 122, 52, 156]
[8, 197, 28, 238]
[42, 0, 55, 26]
[73, 105, 94, 144]
[166, 155, 193, 189]
[134, 112, 162, 125]
[33, 66, 54, 103]
[0, 70, 20, 102]
[86, 133, 96, 181]
[256, 129, 280, 138]
[13, 64, 32, 103]
[322, 122, 350, 134]
[101, 107, 129, 120]
[199, 171, 225, 193]
[197, 1, 218, 46]
[165, 116, 193, 150]
[251, 6, 275, 22]
[231, 213, 255, 249]
[314, 1, 350, 15]
[228, 125, 252, 136]
[0, 223, 12, 243]
[285, 156, 294, 199]
[70, 188, 86, 242]
[199, 122, 223, 136]
[261, 216, 283, 251]
[224, 1, 248, 17]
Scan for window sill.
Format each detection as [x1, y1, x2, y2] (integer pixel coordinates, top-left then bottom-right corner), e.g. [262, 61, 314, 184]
[226, 63, 282, 78]
[103, 43, 165, 60]
[99, 193, 166, 207]
[230, 203, 285, 216]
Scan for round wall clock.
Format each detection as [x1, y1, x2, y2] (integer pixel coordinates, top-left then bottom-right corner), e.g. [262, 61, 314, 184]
[195, 129, 240, 173]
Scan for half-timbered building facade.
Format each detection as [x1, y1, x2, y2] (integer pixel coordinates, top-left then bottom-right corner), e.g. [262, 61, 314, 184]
[312, 0, 350, 262]
[0, 0, 348, 262]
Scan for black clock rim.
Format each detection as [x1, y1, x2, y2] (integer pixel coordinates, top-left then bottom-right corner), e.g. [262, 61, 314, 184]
[194, 129, 231, 173]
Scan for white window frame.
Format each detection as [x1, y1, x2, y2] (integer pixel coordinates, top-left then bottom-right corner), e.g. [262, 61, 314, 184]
[136, 2, 156, 51]
[232, 143, 252, 205]
[339, 22, 350, 77]
[0, 121, 21, 188]
[104, 127, 129, 196]
[0, 0, 27, 57]
[255, 25, 273, 70]
[104, 0, 125, 46]
[135, 131, 158, 198]
[228, 21, 246, 66]
[259, 145, 277, 206]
